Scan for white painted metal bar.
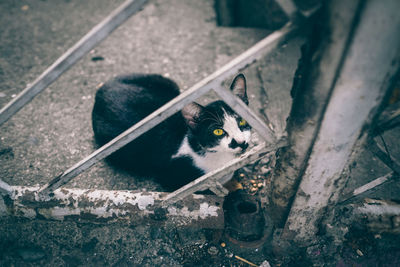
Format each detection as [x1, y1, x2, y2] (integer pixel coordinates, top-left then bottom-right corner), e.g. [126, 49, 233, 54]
[0, 0, 148, 126]
[353, 173, 395, 197]
[213, 87, 276, 142]
[209, 182, 230, 197]
[3, 186, 224, 228]
[340, 172, 397, 204]
[162, 139, 286, 206]
[37, 80, 211, 198]
[38, 22, 296, 198]
[282, 0, 400, 244]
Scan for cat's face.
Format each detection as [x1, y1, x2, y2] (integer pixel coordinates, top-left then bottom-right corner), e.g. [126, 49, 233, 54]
[182, 74, 251, 157]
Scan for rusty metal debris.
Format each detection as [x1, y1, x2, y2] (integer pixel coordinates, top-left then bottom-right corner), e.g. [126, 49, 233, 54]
[223, 190, 270, 242]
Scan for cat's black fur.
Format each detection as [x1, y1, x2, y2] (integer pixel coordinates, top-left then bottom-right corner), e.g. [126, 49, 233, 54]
[92, 73, 249, 190]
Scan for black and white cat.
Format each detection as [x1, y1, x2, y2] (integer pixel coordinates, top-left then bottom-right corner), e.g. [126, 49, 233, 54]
[92, 73, 251, 190]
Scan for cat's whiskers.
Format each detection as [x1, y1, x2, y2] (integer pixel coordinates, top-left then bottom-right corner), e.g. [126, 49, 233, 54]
[204, 109, 223, 125]
[197, 140, 217, 154]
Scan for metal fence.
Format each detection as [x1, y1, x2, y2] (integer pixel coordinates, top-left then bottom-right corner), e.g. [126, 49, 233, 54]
[35, 21, 295, 203]
[0, 0, 399, 247]
[0, 0, 300, 220]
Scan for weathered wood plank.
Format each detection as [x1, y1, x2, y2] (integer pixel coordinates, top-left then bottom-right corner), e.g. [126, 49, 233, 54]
[282, 0, 400, 244]
[270, 0, 362, 225]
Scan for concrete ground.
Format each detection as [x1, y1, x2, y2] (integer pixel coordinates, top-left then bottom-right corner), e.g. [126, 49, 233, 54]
[0, 0, 276, 191]
[0, 0, 399, 266]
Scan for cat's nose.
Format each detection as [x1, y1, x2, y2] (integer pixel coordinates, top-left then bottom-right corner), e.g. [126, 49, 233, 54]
[239, 141, 249, 151]
[229, 139, 248, 151]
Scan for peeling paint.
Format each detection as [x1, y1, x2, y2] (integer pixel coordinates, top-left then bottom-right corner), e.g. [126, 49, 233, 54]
[12, 187, 158, 211]
[199, 203, 219, 219]
[7, 186, 223, 226]
[192, 194, 205, 199]
[168, 202, 220, 220]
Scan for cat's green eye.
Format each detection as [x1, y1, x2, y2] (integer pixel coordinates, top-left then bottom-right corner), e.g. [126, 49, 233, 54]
[239, 119, 247, 126]
[213, 129, 224, 136]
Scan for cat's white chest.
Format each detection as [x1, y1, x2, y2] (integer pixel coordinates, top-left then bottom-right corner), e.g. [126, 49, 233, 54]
[173, 136, 236, 173]
[196, 150, 236, 173]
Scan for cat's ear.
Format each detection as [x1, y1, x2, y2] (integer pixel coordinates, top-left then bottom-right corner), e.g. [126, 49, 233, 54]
[230, 73, 248, 105]
[182, 102, 204, 129]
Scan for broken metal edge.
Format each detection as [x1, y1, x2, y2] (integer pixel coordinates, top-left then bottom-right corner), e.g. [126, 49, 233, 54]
[0, 186, 224, 229]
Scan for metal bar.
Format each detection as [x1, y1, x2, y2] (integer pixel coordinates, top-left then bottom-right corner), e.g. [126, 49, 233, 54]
[38, 22, 296, 198]
[162, 139, 286, 206]
[282, 0, 400, 244]
[5, 186, 224, 228]
[368, 137, 400, 174]
[38, 82, 212, 198]
[213, 87, 276, 142]
[0, 0, 148, 126]
[340, 172, 397, 204]
[209, 182, 230, 197]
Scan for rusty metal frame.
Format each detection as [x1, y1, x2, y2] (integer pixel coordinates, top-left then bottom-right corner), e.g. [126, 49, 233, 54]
[1, 0, 398, 250]
[36, 22, 296, 200]
[0, 0, 302, 220]
[4, 186, 225, 227]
